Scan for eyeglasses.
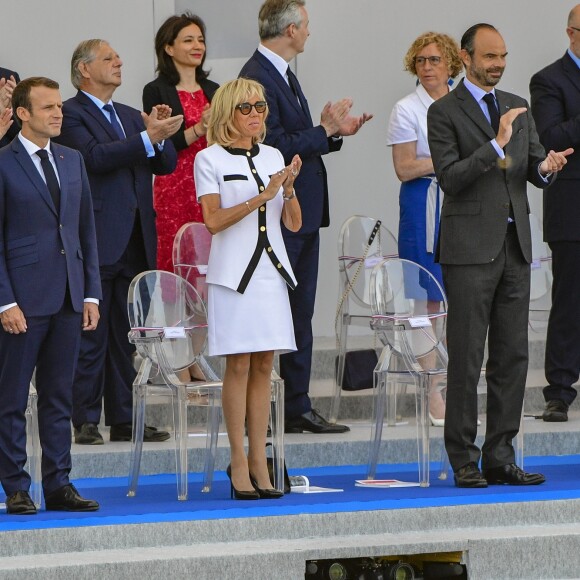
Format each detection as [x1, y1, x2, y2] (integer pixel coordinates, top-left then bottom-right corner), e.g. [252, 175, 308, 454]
[414, 56, 442, 67]
[570, 26, 580, 32]
[235, 101, 267, 115]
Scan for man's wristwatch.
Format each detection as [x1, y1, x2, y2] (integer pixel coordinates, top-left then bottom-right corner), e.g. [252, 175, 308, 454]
[283, 189, 296, 201]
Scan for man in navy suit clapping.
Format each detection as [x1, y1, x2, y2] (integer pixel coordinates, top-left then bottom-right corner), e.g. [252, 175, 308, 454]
[56, 40, 181, 445]
[240, 0, 372, 434]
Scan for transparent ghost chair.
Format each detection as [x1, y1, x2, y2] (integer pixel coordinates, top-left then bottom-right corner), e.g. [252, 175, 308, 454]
[367, 258, 448, 487]
[331, 215, 399, 425]
[127, 270, 222, 500]
[172, 221, 217, 381]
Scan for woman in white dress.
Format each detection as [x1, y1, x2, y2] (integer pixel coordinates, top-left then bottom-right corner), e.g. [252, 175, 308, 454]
[387, 32, 462, 426]
[194, 78, 301, 500]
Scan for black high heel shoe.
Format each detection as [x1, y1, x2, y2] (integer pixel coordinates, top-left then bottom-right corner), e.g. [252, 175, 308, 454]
[249, 472, 284, 499]
[226, 465, 259, 500]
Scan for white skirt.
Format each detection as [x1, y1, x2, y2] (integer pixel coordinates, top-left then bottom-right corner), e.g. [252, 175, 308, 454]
[207, 252, 296, 356]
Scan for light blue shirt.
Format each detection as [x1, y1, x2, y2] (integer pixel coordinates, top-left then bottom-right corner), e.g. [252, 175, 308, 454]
[81, 91, 157, 157]
[567, 48, 580, 69]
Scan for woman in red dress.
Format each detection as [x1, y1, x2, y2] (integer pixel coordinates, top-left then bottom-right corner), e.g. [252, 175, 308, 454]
[143, 12, 219, 272]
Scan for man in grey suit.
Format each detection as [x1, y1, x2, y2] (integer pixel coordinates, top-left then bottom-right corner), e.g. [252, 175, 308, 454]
[427, 23, 572, 488]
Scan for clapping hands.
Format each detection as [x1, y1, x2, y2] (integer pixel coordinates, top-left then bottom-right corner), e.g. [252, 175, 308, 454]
[321, 98, 373, 137]
[0, 108, 13, 141]
[540, 148, 574, 175]
[142, 105, 183, 144]
[0, 76, 17, 113]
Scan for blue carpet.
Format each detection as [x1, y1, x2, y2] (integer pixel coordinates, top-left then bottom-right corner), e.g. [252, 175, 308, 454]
[2, 455, 580, 532]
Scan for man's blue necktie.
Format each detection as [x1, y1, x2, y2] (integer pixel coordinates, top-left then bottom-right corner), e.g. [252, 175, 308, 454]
[102, 103, 125, 140]
[35, 149, 60, 213]
[482, 92, 500, 134]
[287, 67, 304, 109]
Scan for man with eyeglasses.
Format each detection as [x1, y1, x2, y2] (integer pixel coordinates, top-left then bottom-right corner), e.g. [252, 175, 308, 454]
[239, 0, 372, 434]
[529, 5, 580, 425]
[427, 23, 572, 488]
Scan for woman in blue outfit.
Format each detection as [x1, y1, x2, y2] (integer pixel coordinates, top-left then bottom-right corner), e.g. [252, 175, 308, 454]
[387, 32, 462, 425]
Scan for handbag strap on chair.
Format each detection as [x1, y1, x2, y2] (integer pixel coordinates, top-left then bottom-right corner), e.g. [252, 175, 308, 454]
[335, 220, 381, 347]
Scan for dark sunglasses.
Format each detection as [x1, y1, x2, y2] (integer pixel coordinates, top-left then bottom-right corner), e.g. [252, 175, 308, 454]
[235, 101, 267, 115]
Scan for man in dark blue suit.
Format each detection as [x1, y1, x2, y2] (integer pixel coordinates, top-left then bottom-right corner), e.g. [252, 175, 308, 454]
[240, 0, 372, 433]
[530, 4, 580, 423]
[0, 67, 19, 148]
[0, 77, 101, 513]
[55, 40, 181, 445]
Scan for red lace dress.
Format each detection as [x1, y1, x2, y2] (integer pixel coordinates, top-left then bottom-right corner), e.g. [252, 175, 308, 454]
[153, 89, 209, 271]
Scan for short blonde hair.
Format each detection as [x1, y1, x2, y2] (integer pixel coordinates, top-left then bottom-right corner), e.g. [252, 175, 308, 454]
[207, 78, 268, 147]
[404, 32, 463, 78]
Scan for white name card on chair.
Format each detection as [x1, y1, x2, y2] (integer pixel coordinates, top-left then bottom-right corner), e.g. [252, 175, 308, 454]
[164, 327, 187, 338]
[409, 317, 431, 328]
[365, 256, 384, 269]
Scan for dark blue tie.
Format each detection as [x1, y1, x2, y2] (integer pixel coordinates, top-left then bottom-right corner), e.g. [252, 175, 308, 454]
[287, 67, 304, 110]
[102, 103, 125, 139]
[482, 93, 500, 134]
[35, 149, 60, 213]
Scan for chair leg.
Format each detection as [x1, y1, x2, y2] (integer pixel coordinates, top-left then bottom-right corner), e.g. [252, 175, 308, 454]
[438, 445, 450, 480]
[367, 369, 387, 480]
[330, 315, 349, 424]
[127, 385, 147, 498]
[416, 375, 430, 487]
[26, 391, 42, 508]
[269, 373, 285, 492]
[173, 390, 189, 500]
[201, 391, 221, 493]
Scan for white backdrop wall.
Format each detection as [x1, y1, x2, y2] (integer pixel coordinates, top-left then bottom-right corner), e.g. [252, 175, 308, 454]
[0, 0, 570, 336]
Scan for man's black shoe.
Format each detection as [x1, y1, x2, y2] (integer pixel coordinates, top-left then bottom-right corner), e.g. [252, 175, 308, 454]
[110, 423, 171, 442]
[542, 400, 569, 422]
[74, 423, 104, 445]
[5, 490, 37, 515]
[453, 462, 488, 488]
[45, 483, 99, 512]
[285, 409, 350, 434]
[483, 463, 546, 486]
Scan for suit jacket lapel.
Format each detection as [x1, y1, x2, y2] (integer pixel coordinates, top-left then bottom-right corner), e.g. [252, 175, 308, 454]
[76, 91, 121, 142]
[253, 51, 306, 119]
[11, 139, 58, 216]
[455, 80, 497, 141]
[561, 52, 580, 95]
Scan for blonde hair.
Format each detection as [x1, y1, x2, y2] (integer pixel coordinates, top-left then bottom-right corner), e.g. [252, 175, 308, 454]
[207, 78, 268, 147]
[404, 32, 463, 78]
